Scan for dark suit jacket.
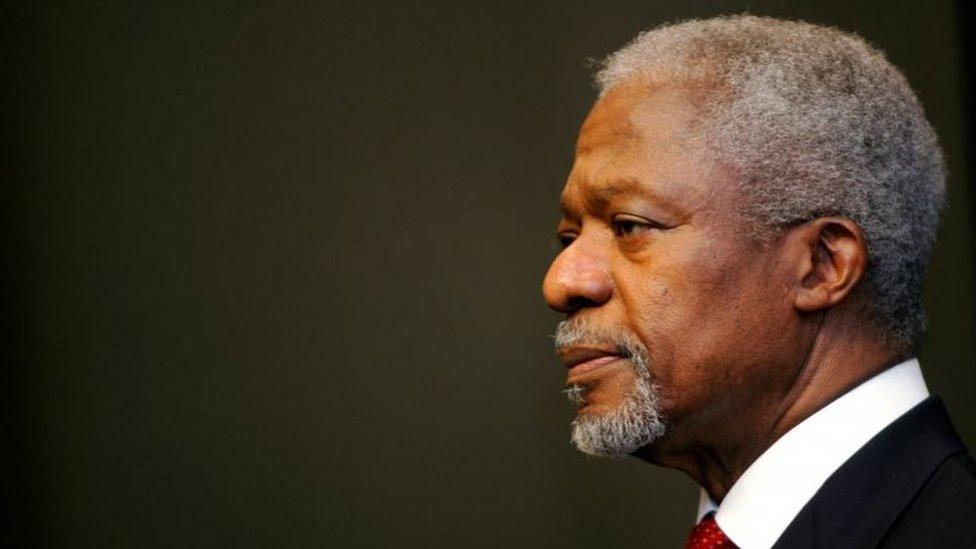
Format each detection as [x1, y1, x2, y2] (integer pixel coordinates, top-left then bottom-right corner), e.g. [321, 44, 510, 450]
[772, 396, 976, 548]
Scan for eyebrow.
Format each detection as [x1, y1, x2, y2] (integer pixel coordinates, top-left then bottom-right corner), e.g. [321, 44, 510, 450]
[560, 176, 671, 218]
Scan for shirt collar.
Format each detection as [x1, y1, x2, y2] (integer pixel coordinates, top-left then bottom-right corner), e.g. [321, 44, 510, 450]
[695, 358, 929, 549]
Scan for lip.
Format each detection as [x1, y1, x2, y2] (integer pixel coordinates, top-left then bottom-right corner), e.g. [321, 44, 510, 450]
[558, 346, 626, 377]
[567, 354, 626, 377]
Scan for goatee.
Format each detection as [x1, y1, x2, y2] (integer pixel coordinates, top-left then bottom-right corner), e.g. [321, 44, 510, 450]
[554, 317, 667, 456]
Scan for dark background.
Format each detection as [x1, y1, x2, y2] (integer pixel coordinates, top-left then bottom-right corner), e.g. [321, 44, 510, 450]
[6, 1, 975, 547]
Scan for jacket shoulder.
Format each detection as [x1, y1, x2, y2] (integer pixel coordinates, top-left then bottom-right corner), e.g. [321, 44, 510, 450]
[881, 451, 976, 547]
[772, 397, 969, 549]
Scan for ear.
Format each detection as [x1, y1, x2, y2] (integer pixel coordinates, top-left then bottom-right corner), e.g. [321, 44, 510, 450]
[784, 217, 868, 313]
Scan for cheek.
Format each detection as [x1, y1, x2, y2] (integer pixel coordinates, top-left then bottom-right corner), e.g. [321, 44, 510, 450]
[616, 241, 777, 394]
[619, 240, 736, 334]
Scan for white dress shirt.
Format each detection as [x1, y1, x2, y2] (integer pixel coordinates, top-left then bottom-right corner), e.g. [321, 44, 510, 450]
[696, 358, 930, 549]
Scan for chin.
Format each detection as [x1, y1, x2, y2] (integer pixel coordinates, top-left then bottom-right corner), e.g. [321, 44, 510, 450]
[569, 381, 667, 457]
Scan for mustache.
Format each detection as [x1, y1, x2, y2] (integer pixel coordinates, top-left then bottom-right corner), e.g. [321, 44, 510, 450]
[553, 317, 648, 362]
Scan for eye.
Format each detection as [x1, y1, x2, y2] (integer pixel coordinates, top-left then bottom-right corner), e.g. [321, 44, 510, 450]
[557, 231, 578, 249]
[612, 214, 659, 238]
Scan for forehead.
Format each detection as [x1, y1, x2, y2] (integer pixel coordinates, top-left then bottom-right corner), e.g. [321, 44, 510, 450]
[577, 83, 697, 154]
[564, 83, 733, 214]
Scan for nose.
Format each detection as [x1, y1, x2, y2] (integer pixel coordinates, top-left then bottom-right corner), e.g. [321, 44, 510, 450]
[542, 233, 613, 314]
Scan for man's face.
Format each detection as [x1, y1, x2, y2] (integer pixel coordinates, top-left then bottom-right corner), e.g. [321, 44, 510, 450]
[543, 83, 801, 458]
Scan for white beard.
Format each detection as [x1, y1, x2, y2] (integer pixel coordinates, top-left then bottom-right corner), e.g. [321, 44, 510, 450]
[555, 319, 667, 456]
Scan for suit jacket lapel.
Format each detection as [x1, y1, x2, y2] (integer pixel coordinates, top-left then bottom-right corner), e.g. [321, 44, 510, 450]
[772, 396, 966, 549]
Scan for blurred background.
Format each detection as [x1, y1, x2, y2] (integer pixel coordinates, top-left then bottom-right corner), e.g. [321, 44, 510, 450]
[5, 1, 975, 547]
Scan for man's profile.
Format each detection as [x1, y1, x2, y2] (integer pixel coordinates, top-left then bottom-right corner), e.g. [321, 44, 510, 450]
[543, 15, 976, 548]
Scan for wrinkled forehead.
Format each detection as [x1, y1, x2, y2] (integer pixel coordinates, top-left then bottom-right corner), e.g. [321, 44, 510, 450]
[576, 82, 699, 154]
[565, 83, 732, 213]
[575, 93, 643, 156]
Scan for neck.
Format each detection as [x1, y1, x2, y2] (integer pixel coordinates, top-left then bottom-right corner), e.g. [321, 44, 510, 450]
[636, 311, 900, 502]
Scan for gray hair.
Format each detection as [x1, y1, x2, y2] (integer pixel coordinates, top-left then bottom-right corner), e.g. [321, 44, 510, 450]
[596, 15, 945, 353]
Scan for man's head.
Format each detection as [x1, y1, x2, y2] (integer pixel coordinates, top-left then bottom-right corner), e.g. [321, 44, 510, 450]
[543, 15, 945, 460]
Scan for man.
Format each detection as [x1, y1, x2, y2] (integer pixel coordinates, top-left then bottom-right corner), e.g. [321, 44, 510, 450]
[542, 15, 976, 549]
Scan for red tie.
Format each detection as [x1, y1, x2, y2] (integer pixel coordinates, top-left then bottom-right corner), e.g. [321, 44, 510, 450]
[685, 512, 737, 549]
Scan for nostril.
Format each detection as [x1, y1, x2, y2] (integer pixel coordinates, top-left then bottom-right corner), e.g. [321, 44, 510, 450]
[566, 295, 600, 312]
